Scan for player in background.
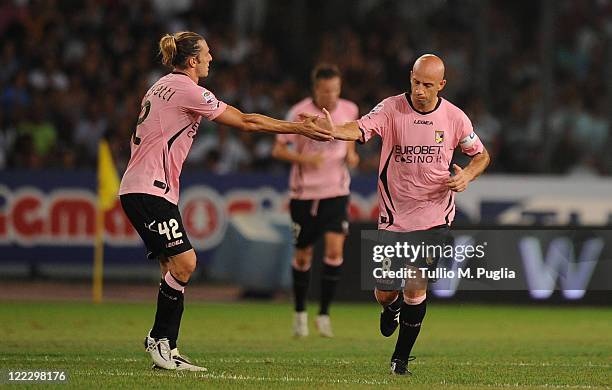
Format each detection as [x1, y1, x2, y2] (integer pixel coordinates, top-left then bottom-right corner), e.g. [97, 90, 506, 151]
[119, 31, 332, 371]
[301, 54, 490, 374]
[272, 64, 359, 338]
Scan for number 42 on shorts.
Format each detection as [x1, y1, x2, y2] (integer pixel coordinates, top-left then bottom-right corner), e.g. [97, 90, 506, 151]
[157, 219, 183, 240]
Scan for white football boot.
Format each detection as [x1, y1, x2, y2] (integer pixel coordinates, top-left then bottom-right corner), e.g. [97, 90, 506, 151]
[315, 314, 334, 338]
[144, 331, 176, 370]
[170, 349, 208, 372]
[293, 311, 309, 337]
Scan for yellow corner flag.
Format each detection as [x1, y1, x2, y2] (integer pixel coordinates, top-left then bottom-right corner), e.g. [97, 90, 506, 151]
[93, 139, 120, 303]
[98, 139, 120, 212]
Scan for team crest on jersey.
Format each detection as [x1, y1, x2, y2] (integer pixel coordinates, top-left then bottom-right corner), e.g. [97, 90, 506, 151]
[434, 130, 444, 144]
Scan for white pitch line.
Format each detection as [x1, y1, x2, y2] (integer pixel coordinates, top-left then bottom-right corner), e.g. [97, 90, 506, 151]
[434, 361, 612, 369]
[0, 356, 609, 369]
[206, 358, 611, 368]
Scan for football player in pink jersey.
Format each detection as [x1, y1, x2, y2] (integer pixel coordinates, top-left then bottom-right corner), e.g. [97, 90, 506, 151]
[302, 54, 490, 375]
[272, 64, 359, 338]
[119, 31, 332, 371]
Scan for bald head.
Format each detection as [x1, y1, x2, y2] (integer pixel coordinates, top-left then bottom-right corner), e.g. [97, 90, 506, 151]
[409, 54, 447, 111]
[413, 54, 445, 81]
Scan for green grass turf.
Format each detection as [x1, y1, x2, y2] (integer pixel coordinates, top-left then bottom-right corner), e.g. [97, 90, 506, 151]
[0, 301, 610, 389]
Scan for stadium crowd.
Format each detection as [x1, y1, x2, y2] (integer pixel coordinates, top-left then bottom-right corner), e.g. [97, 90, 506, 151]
[0, 0, 610, 175]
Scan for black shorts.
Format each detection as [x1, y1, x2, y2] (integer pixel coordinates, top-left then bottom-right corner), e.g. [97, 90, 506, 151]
[289, 195, 349, 248]
[120, 193, 192, 260]
[374, 224, 452, 291]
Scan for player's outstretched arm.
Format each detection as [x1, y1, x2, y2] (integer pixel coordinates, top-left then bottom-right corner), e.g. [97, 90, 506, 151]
[330, 121, 362, 141]
[447, 147, 490, 192]
[214, 105, 333, 141]
[298, 109, 362, 141]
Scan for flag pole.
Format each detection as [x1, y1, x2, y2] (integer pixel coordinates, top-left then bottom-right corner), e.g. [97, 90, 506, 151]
[93, 203, 104, 304]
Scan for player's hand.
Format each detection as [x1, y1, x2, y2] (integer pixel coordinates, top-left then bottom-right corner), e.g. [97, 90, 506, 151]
[447, 164, 472, 192]
[321, 108, 337, 137]
[346, 150, 360, 168]
[298, 110, 335, 135]
[297, 112, 318, 123]
[297, 115, 333, 141]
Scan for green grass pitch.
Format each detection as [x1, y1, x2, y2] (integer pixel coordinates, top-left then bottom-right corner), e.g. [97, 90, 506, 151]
[1, 301, 610, 389]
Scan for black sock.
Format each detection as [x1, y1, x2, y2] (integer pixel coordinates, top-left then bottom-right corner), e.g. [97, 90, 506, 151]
[169, 292, 184, 350]
[168, 275, 187, 350]
[151, 278, 182, 342]
[392, 300, 427, 362]
[292, 267, 311, 312]
[319, 264, 341, 315]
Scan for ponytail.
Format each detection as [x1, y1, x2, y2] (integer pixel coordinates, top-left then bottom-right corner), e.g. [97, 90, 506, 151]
[159, 34, 177, 68]
[159, 32, 204, 69]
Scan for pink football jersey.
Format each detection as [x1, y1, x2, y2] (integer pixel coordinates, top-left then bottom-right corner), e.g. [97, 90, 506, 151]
[119, 72, 227, 204]
[277, 97, 359, 200]
[357, 94, 484, 232]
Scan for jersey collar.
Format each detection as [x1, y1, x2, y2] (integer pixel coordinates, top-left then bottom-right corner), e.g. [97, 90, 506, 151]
[405, 92, 443, 115]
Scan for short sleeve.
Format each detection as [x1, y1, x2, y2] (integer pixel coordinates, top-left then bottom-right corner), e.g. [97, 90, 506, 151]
[356, 99, 392, 143]
[456, 112, 484, 156]
[183, 86, 228, 120]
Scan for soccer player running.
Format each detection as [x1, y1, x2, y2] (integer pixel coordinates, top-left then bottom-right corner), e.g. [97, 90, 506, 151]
[118, 32, 332, 371]
[272, 64, 359, 338]
[303, 54, 490, 374]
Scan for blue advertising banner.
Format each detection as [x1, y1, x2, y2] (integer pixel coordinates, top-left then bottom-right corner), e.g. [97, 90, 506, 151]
[0, 171, 377, 266]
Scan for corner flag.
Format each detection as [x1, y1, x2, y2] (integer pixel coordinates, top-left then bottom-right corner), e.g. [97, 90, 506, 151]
[93, 139, 120, 303]
[98, 139, 120, 211]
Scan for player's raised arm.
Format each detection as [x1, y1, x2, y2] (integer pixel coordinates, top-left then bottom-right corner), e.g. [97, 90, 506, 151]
[213, 105, 332, 141]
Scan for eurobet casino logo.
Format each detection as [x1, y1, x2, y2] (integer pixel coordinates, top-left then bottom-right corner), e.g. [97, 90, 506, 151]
[435, 130, 444, 144]
[393, 145, 443, 164]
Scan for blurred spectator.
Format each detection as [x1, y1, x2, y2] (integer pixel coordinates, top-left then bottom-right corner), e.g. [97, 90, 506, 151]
[233, 0, 268, 37]
[74, 103, 108, 159]
[187, 126, 252, 174]
[15, 98, 57, 165]
[1, 71, 30, 110]
[0, 111, 17, 170]
[572, 98, 609, 155]
[465, 96, 501, 166]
